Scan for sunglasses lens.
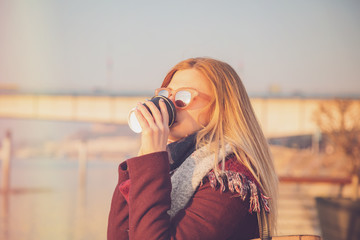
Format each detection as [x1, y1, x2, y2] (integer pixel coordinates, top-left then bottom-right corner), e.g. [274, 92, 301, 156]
[157, 89, 169, 97]
[175, 90, 191, 108]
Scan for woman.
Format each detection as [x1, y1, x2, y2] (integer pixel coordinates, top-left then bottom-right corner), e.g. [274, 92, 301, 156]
[107, 57, 278, 240]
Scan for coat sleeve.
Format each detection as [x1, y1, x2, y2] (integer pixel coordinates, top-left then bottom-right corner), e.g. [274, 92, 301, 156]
[125, 151, 259, 240]
[107, 163, 130, 240]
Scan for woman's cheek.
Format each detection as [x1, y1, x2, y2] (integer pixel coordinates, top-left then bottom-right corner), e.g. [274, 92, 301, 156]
[169, 122, 190, 140]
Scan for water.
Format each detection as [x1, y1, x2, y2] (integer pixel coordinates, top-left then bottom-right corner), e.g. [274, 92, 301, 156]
[0, 158, 120, 240]
[0, 118, 135, 146]
[0, 119, 136, 240]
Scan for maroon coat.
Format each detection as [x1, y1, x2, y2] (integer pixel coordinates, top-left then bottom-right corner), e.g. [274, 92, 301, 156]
[107, 151, 259, 240]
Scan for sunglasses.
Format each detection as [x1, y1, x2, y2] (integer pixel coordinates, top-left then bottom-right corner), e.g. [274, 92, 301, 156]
[155, 87, 212, 109]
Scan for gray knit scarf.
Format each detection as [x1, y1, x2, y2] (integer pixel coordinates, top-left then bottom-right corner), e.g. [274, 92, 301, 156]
[168, 143, 232, 218]
[166, 133, 271, 218]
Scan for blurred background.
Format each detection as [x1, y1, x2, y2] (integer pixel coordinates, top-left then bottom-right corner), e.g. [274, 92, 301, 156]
[0, 0, 360, 239]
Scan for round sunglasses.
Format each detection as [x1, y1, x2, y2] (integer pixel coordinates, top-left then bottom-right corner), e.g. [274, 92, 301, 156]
[155, 87, 212, 109]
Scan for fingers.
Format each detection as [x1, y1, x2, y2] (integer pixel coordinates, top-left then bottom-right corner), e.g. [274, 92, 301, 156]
[136, 100, 169, 132]
[136, 102, 154, 128]
[144, 101, 163, 127]
[134, 105, 149, 130]
[136, 99, 170, 156]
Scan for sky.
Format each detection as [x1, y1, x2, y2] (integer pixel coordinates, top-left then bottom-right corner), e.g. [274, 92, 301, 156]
[0, 0, 359, 96]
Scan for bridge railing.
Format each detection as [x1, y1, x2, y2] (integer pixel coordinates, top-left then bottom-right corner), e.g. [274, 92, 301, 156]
[279, 175, 352, 197]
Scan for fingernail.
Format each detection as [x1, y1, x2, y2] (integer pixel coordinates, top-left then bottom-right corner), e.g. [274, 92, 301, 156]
[160, 99, 164, 102]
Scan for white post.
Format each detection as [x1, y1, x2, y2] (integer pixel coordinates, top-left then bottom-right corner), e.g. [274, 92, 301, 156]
[78, 139, 87, 189]
[73, 139, 87, 239]
[1, 130, 12, 193]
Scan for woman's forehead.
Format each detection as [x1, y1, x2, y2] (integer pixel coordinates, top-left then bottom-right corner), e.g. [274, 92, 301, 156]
[167, 69, 212, 94]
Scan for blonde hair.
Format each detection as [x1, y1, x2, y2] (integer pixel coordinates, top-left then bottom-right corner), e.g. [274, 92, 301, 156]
[162, 57, 278, 233]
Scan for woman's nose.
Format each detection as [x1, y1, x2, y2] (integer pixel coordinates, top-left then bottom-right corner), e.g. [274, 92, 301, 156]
[168, 95, 181, 111]
[168, 95, 176, 104]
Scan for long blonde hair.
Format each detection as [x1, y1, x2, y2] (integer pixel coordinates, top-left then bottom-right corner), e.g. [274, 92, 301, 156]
[161, 57, 278, 234]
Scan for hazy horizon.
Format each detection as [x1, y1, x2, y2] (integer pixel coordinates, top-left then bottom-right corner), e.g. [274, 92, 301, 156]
[1, 0, 360, 96]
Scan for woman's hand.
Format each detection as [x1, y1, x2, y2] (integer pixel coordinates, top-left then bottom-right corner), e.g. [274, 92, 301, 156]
[135, 99, 170, 156]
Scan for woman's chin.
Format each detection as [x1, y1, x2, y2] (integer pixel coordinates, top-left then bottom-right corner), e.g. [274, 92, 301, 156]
[168, 131, 183, 143]
[167, 139, 176, 144]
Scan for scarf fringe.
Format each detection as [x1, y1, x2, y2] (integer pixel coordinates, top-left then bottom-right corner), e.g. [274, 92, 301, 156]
[207, 170, 271, 213]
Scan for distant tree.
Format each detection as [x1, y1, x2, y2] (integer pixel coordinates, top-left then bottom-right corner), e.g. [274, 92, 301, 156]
[314, 99, 360, 200]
